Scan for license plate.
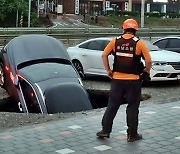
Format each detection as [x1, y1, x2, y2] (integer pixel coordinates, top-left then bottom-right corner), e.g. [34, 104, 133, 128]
[177, 75, 180, 80]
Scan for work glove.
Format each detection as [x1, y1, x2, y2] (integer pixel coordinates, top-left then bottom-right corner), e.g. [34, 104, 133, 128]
[140, 71, 151, 83]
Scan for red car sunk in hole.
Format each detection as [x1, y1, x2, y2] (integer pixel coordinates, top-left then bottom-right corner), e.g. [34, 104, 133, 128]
[0, 34, 92, 114]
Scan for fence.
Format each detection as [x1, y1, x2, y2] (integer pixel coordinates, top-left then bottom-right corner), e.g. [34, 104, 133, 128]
[0, 27, 180, 46]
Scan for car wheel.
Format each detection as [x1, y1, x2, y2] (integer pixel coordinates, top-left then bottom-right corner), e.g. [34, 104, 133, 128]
[73, 60, 85, 78]
[0, 63, 5, 88]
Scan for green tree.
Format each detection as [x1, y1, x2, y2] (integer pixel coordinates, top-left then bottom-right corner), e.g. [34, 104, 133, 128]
[0, 0, 37, 27]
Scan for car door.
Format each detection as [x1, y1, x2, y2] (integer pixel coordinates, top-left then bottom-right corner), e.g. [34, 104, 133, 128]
[79, 39, 111, 75]
[18, 79, 42, 113]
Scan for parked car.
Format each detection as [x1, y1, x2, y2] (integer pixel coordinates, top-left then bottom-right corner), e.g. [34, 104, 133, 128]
[67, 37, 180, 81]
[153, 36, 180, 53]
[0, 34, 92, 114]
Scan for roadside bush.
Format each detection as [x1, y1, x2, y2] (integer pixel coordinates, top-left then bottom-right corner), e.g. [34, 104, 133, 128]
[106, 9, 180, 19]
[106, 10, 140, 17]
[145, 12, 180, 19]
[117, 11, 140, 17]
[167, 13, 180, 18]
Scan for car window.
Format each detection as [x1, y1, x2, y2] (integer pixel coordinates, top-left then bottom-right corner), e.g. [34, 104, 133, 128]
[79, 40, 110, 51]
[20, 80, 41, 113]
[19, 62, 78, 82]
[154, 39, 168, 48]
[82, 40, 104, 50]
[101, 40, 110, 50]
[87, 40, 103, 50]
[168, 38, 180, 48]
[79, 42, 90, 49]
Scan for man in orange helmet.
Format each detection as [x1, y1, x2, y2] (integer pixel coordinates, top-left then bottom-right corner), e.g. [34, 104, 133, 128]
[96, 19, 152, 142]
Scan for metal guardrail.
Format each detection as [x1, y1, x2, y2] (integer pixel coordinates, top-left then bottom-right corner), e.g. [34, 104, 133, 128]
[0, 27, 180, 46]
[0, 27, 179, 32]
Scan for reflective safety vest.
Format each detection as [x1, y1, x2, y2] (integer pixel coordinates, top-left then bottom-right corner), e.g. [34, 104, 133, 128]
[113, 36, 144, 75]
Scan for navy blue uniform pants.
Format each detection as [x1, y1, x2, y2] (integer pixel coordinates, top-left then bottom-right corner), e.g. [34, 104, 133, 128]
[101, 79, 141, 136]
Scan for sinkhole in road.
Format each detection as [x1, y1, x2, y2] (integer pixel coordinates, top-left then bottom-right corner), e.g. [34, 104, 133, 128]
[0, 91, 110, 113]
[88, 90, 151, 109]
[0, 90, 151, 113]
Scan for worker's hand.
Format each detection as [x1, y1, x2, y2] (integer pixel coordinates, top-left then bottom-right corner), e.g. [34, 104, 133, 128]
[141, 70, 151, 83]
[107, 69, 113, 79]
[143, 68, 150, 74]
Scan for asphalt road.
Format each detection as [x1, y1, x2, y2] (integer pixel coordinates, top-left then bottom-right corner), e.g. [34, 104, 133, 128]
[50, 14, 99, 28]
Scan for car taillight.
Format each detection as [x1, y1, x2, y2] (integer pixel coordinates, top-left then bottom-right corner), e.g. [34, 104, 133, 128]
[5, 66, 9, 71]
[10, 72, 14, 81]
[30, 92, 34, 97]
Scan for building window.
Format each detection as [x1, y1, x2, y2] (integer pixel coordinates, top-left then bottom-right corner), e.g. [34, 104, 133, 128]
[80, 1, 103, 15]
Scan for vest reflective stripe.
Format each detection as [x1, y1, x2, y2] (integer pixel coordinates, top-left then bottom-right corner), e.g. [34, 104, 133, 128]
[116, 52, 133, 58]
[133, 37, 139, 41]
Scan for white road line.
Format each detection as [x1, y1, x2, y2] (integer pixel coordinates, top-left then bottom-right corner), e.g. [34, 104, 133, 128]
[57, 23, 66, 26]
[52, 22, 58, 28]
[73, 23, 79, 26]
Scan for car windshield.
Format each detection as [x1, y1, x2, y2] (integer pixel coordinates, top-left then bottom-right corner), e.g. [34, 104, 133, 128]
[145, 41, 160, 51]
[19, 62, 78, 83]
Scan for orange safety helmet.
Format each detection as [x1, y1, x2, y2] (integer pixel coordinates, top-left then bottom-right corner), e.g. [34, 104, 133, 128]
[122, 19, 138, 31]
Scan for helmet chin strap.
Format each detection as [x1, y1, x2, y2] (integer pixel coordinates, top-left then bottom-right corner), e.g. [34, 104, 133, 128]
[123, 29, 136, 35]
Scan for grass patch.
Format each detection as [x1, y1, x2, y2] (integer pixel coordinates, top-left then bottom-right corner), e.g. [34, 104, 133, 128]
[94, 16, 180, 28]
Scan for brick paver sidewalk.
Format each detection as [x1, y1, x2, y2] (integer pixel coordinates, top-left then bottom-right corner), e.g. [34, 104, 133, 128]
[0, 101, 180, 154]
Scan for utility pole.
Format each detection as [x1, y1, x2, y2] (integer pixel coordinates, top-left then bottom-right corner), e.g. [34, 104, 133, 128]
[28, 0, 31, 27]
[20, 12, 24, 27]
[37, 0, 40, 18]
[128, 0, 132, 12]
[141, 0, 145, 28]
[44, 0, 47, 16]
[16, 10, 19, 27]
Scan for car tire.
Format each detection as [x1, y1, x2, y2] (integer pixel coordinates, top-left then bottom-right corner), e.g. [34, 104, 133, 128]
[0, 63, 5, 88]
[72, 60, 85, 78]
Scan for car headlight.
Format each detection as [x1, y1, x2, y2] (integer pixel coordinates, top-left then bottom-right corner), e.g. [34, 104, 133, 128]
[152, 61, 168, 66]
[151, 61, 168, 71]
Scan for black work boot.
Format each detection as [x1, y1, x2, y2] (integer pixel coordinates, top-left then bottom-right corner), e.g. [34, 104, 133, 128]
[127, 133, 142, 142]
[96, 130, 110, 138]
